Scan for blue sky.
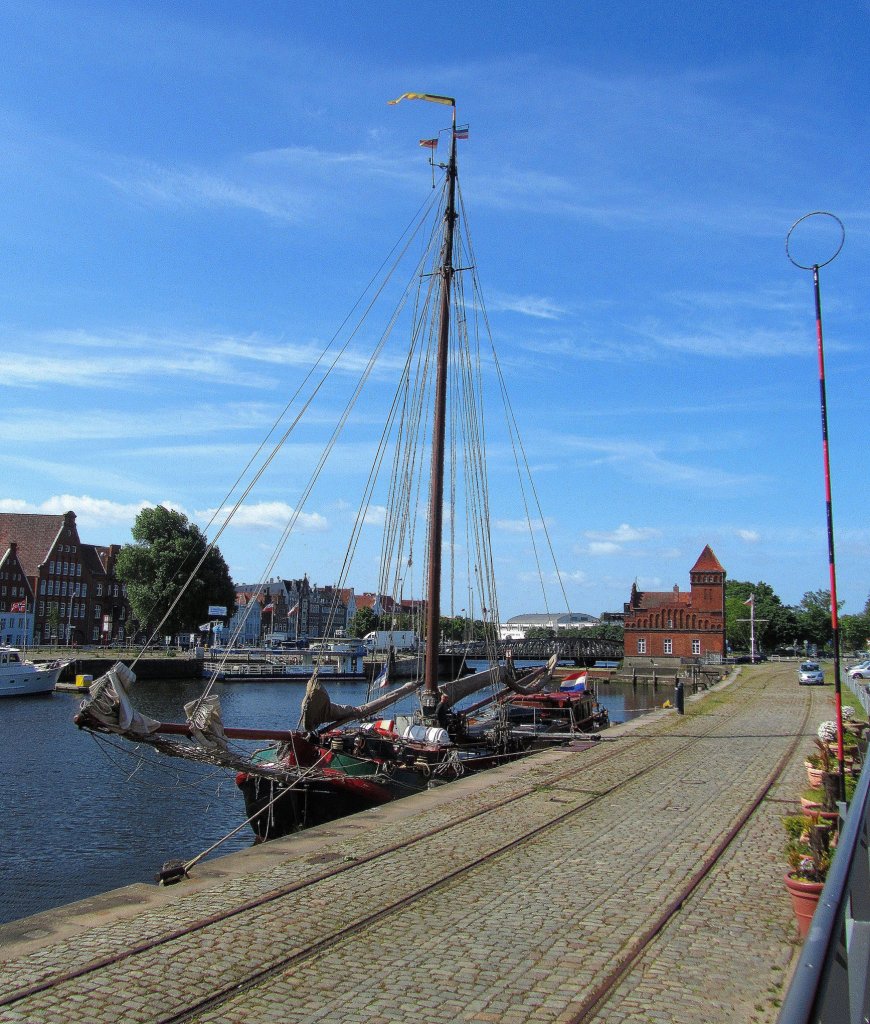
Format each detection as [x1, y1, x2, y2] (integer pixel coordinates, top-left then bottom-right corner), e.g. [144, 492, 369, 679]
[0, 1, 867, 620]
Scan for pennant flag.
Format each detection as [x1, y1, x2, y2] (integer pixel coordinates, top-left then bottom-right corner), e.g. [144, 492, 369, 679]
[419, 138, 438, 149]
[453, 125, 469, 140]
[262, 603, 274, 613]
[10, 600, 26, 613]
[388, 92, 454, 107]
[374, 664, 389, 689]
[287, 602, 299, 617]
[743, 595, 754, 606]
[198, 622, 211, 632]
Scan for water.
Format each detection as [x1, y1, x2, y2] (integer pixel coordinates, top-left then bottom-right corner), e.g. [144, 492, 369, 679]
[0, 674, 661, 927]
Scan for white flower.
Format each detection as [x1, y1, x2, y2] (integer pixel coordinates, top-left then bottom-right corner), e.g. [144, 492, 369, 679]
[842, 705, 855, 721]
[818, 721, 837, 742]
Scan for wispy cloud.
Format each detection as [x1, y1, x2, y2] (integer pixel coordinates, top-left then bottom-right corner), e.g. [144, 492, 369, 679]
[486, 291, 568, 320]
[495, 517, 550, 533]
[200, 501, 327, 532]
[0, 494, 149, 527]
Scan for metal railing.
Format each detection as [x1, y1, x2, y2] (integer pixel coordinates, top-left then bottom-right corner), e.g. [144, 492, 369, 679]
[777, 706, 870, 1024]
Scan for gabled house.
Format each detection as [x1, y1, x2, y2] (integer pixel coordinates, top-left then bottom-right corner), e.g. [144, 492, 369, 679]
[623, 545, 726, 663]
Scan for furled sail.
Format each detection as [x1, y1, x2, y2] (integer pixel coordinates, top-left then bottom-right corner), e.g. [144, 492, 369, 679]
[78, 662, 162, 736]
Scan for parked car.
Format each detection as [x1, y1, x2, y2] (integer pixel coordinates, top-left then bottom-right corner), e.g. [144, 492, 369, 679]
[798, 661, 825, 685]
[847, 660, 870, 680]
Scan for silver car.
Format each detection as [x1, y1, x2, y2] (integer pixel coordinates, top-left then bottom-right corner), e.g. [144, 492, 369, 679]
[798, 661, 825, 685]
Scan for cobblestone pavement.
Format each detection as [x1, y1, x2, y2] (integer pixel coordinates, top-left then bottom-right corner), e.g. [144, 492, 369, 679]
[0, 664, 834, 1023]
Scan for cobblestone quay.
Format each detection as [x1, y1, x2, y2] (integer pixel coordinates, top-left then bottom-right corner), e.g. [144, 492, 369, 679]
[0, 662, 828, 1023]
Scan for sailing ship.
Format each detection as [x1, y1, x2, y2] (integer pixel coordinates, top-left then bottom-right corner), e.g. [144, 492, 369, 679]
[74, 94, 606, 846]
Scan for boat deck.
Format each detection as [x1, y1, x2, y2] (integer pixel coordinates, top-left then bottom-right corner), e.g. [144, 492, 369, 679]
[0, 662, 826, 1023]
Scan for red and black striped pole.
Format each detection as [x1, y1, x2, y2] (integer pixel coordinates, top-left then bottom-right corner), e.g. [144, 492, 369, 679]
[787, 212, 846, 802]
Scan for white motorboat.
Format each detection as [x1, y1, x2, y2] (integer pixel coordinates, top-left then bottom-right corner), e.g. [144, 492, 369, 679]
[0, 646, 65, 697]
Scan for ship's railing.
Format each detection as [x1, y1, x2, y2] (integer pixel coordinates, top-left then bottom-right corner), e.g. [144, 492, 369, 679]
[777, 716, 870, 1024]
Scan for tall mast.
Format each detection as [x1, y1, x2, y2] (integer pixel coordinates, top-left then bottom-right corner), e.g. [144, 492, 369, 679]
[424, 105, 458, 694]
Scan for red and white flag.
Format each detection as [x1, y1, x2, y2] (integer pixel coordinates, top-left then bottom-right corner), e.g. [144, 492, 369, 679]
[743, 595, 754, 606]
[10, 600, 26, 613]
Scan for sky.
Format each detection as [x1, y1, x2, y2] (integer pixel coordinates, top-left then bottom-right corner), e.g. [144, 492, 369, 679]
[0, 1, 867, 622]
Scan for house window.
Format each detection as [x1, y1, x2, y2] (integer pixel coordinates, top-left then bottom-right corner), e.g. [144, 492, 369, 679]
[664, 638, 673, 655]
[49, 561, 55, 574]
[692, 639, 701, 655]
[40, 580, 46, 595]
[637, 638, 646, 655]
[96, 583, 103, 597]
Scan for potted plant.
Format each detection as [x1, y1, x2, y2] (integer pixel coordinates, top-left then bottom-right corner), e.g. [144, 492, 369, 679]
[783, 813, 835, 938]
[805, 737, 832, 788]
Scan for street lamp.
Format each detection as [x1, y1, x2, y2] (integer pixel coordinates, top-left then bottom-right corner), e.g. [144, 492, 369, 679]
[787, 210, 846, 801]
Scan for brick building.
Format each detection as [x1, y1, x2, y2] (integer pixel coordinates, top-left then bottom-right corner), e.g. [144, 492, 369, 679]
[0, 510, 132, 645]
[623, 545, 726, 663]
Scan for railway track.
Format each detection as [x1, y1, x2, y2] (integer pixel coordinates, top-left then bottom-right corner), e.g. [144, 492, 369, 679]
[0, 665, 815, 1023]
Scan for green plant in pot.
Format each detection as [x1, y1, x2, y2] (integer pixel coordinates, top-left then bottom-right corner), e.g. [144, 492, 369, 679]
[783, 813, 836, 938]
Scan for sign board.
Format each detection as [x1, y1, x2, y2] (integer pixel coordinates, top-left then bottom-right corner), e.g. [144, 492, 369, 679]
[207, 605, 228, 617]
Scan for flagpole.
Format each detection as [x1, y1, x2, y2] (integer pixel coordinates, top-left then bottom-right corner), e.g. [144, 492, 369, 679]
[787, 211, 846, 802]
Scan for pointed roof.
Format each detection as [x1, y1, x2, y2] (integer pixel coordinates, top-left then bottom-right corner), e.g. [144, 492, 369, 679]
[0, 512, 71, 578]
[690, 545, 725, 574]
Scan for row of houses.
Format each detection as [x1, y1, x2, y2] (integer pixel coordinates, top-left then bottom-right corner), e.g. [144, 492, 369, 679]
[0, 511, 132, 647]
[227, 579, 425, 645]
[0, 507, 727, 664]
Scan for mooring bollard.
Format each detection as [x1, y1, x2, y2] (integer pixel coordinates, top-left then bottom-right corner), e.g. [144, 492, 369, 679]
[674, 679, 685, 715]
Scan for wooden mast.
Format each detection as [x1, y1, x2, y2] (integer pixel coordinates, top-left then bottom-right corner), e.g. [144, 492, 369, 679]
[424, 102, 458, 694]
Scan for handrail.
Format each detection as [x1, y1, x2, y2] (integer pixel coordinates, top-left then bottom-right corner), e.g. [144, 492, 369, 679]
[777, 722, 870, 1023]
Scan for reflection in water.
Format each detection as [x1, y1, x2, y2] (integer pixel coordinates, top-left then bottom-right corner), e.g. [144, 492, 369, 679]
[0, 675, 657, 926]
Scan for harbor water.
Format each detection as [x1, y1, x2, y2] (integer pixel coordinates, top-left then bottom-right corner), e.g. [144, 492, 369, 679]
[0, 673, 661, 927]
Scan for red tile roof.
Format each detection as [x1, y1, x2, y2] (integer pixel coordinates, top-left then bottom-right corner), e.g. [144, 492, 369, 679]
[0, 512, 70, 578]
[691, 545, 725, 574]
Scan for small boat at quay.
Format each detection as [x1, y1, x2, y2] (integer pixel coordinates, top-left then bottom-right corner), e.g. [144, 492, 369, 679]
[0, 646, 66, 697]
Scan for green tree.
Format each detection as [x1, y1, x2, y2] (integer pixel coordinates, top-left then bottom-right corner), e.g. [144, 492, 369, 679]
[724, 580, 795, 653]
[115, 506, 235, 638]
[841, 593, 870, 653]
[348, 607, 379, 637]
[795, 589, 842, 651]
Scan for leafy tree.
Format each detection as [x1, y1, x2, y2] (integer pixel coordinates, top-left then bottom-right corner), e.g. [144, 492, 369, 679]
[795, 589, 841, 651]
[115, 506, 235, 638]
[725, 580, 795, 653]
[348, 607, 379, 637]
[840, 610, 870, 654]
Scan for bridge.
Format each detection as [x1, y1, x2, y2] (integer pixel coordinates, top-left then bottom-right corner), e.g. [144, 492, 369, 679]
[442, 635, 623, 664]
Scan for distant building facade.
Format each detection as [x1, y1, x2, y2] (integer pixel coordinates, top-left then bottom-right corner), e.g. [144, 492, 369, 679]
[623, 545, 726, 662]
[0, 511, 133, 645]
[499, 611, 600, 641]
[234, 576, 353, 642]
[0, 542, 35, 645]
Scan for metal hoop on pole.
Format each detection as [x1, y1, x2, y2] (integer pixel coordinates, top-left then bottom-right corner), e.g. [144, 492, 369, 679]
[786, 211, 845, 270]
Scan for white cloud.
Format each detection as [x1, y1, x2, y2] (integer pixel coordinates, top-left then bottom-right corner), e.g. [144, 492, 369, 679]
[199, 501, 327, 532]
[487, 292, 568, 320]
[737, 529, 760, 542]
[0, 494, 149, 527]
[585, 524, 661, 544]
[495, 518, 550, 533]
[363, 505, 386, 526]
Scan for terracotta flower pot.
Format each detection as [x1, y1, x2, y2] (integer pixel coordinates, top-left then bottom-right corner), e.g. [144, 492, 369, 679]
[784, 873, 824, 938]
[805, 762, 824, 788]
[800, 795, 823, 818]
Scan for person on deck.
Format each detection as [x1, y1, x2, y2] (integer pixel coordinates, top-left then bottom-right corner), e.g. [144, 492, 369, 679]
[435, 693, 451, 729]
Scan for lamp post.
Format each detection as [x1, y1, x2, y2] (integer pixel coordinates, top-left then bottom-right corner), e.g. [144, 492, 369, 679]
[786, 211, 846, 801]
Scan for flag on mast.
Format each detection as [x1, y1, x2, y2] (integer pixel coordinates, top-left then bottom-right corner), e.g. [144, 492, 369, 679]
[743, 595, 754, 606]
[262, 603, 274, 614]
[287, 603, 299, 617]
[453, 125, 469, 140]
[374, 664, 390, 689]
[419, 138, 438, 149]
[11, 600, 26, 613]
[388, 92, 454, 107]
